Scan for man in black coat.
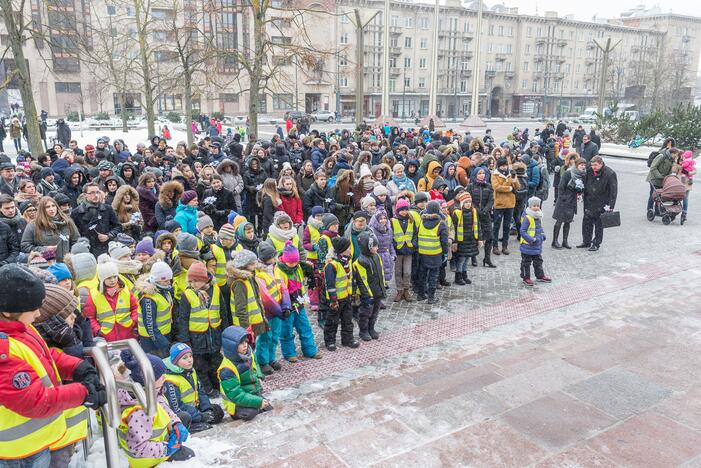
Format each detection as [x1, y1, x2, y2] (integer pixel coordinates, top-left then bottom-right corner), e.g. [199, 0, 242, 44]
[0, 220, 18, 265]
[71, 182, 121, 256]
[579, 134, 599, 162]
[573, 125, 586, 149]
[578, 156, 617, 252]
[0, 194, 25, 254]
[202, 174, 237, 230]
[0, 162, 18, 197]
[302, 171, 336, 218]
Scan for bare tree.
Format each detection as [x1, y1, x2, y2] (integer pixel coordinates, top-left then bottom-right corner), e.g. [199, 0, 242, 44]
[0, 0, 43, 155]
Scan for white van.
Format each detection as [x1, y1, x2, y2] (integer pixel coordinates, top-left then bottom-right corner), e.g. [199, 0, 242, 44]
[578, 108, 598, 123]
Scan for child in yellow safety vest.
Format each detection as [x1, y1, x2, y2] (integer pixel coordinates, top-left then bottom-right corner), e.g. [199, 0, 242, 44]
[253, 243, 287, 375]
[118, 350, 195, 465]
[195, 215, 217, 250]
[227, 249, 268, 343]
[177, 261, 223, 398]
[416, 201, 449, 304]
[519, 197, 552, 287]
[322, 236, 358, 351]
[353, 232, 386, 341]
[163, 343, 225, 433]
[302, 206, 324, 315]
[391, 197, 417, 302]
[451, 192, 482, 286]
[218, 326, 272, 421]
[134, 261, 174, 358]
[106, 241, 142, 291]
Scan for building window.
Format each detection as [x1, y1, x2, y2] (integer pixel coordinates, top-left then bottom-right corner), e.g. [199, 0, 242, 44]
[273, 93, 293, 110]
[523, 61, 528, 71]
[575, 80, 579, 89]
[525, 44, 530, 54]
[221, 93, 239, 103]
[418, 77, 426, 88]
[390, 15, 399, 27]
[460, 80, 467, 92]
[419, 58, 427, 69]
[405, 17, 413, 28]
[271, 36, 291, 45]
[498, 25, 504, 36]
[258, 94, 267, 113]
[339, 55, 347, 66]
[340, 33, 348, 44]
[527, 26, 532, 37]
[420, 38, 428, 49]
[389, 79, 396, 92]
[532, 81, 538, 92]
[107, 4, 116, 15]
[506, 44, 512, 54]
[340, 76, 348, 87]
[404, 77, 410, 88]
[488, 24, 494, 35]
[55, 82, 81, 93]
[404, 57, 411, 68]
[114, 93, 141, 114]
[487, 43, 492, 53]
[404, 37, 411, 48]
[390, 37, 398, 48]
[341, 14, 349, 24]
[419, 17, 429, 29]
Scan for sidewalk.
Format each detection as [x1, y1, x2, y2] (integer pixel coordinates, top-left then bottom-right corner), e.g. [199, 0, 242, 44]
[599, 143, 654, 161]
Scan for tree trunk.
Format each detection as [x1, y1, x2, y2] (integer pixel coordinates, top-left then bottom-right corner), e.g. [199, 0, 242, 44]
[134, 0, 155, 137]
[184, 69, 193, 146]
[248, 2, 266, 138]
[120, 92, 129, 133]
[0, 0, 42, 156]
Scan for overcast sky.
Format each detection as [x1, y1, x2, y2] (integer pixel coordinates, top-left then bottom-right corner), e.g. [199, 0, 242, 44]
[498, 0, 701, 21]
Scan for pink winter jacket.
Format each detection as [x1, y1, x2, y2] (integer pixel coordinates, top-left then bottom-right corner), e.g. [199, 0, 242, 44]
[118, 388, 180, 459]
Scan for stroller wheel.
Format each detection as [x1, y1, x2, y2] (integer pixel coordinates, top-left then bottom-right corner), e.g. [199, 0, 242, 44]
[662, 214, 672, 225]
[646, 209, 655, 222]
[681, 213, 687, 225]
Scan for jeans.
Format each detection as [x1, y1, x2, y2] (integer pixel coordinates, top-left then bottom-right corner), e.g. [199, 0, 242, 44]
[492, 208, 514, 246]
[280, 307, 317, 358]
[454, 255, 469, 273]
[647, 183, 656, 211]
[582, 211, 603, 247]
[520, 253, 545, 279]
[255, 317, 282, 365]
[417, 262, 440, 298]
[394, 254, 412, 290]
[0, 448, 51, 468]
[12, 138, 21, 152]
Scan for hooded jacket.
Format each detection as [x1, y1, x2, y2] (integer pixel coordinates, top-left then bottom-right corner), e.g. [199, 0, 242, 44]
[355, 231, 386, 303]
[163, 356, 212, 421]
[133, 275, 173, 353]
[417, 160, 442, 192]
[491, 169, 520, 209]
[155, 181, 184, 229]
[60, 166, 86, 208]
[219, 326, 264, 409]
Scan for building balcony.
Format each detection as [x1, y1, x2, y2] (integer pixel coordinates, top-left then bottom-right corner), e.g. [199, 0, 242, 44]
[504, 70, 516, 79]
[535, 37, 547, 45]
[390, 26, 402, 35]
[586, 40, 596, 50]
[485, 70, 496, 78]
[585, 57, 595, 65]
[556, 38, 567, 47]
[389, 67, 400, 76]
[459, 69, 472, 78]
[459, 51, 473, 59]
[554, 55, 566, 63]
[534, 54, 545, 62]
[495, 53, 507, 61]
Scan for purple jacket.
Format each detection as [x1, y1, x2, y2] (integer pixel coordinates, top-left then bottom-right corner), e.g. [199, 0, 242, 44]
[369, 211, 395, 281]
[118, 388, 180, 459]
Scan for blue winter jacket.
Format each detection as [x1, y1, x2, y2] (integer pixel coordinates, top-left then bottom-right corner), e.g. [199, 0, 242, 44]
[527, 159, 541, 189]
[519, 213, 545, 255]
[174, 203, 198, 235]
[163, 357, 212, 422]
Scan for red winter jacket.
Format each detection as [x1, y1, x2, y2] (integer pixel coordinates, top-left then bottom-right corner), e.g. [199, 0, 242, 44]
[280, 194, 303, 225]
[0, 321, 87, 419]
[83, 287, 139, 342]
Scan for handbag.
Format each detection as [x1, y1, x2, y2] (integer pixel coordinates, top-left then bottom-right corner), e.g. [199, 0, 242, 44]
[600, 210, 621, 228]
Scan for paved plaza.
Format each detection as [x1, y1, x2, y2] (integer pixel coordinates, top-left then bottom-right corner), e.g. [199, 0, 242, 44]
[169, 158, 701, 467]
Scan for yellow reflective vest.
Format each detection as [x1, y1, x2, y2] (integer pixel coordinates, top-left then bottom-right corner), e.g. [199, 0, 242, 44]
[137, 291, 173, 337]
[211, 243, 243, 287]
[164, 371, 199, 406]
[231, 279, 264, 327]
[218, 355, 259, 416]
[117, 403, 171, 468]
[325, 259, 351, 300]
[352, 257, 385, 298]
[90, 288, 134, 336]
[520, 215, 536, 244]
[269, 234, 299, 255]
[391, 217, 415, 249]
[417, 223, 442, 255]
[183, 284, 222, 332]
[305, 224, 320, 261]
[256, 268, 281, 304]
[453, 208, 479, 242]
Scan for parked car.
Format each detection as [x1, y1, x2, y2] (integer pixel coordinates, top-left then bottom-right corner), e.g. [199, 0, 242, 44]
[285, 111, 310, 122]
[311, 110, 336, 122]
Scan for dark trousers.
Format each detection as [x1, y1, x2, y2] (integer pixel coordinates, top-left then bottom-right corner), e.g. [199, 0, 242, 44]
[582, 212, 603, 247]
[439, 264, 447, 283]
[323, 298, 354, 345]
[358, 299, 381, 333]
[417, 262, 440, 298]
[193, 352, 222, 393]
[232, 401, 273, 421]
[520, 253, 545, 279]
[647, 183, 655, 211]
[410, 251, 420, 288]
[493, 207, 514, 246]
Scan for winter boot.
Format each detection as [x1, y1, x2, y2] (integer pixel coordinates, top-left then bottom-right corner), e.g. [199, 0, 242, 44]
[462, 271, 472, 285]
[454, 272, 466, 285]
[501, 243, 510, 255]
[551, 223, 562, 249]
[270, 361, 282, 371]
[483, 241, 497, 268]
[403, 289, 415, 302]
[471, 256, 478, 267]
[492, 244, 501, 256]
[426, 293, 437, 305]
[562, 223, 572, 249]
[368, 313, 380, 340]
[358, 312, 372, 341]
[260, 364, 274, 375]
[394, 289, 404, 302]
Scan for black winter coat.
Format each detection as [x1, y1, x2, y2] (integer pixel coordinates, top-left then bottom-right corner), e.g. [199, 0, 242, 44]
[465, 182, 494, 242]
[71, 202, 121, 256]
[552, 170, 579, 223]
[302, 183, 336, 218]
[202, 186, 236, 230]
[0, 213, 25, 253]
[243, 167, 268, 215]
[452, 208, 480, 257]
[0, 221, 18, 265]
[177, 284, 222, 354]
[584, 164, 618, 215]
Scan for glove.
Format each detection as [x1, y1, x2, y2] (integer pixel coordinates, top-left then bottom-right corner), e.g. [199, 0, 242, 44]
[175, 422, 189, 443]
[166, 431, 180, 456]
[73, 360, 100, 387]
[82, 382, 107, 409]
[201, 410, 215, 424]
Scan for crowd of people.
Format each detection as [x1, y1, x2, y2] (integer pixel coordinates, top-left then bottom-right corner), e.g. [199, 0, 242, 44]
[0, 118, 624, 467]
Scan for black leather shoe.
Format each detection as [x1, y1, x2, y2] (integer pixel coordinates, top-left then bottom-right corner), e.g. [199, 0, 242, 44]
[576, 243, 590, 249]
[588, 245, 599, 252]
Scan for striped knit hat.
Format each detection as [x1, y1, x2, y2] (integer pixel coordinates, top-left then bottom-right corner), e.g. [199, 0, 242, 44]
[219, 223, 236, 240]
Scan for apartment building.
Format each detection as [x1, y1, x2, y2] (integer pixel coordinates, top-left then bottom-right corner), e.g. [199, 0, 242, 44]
[0, 0, 698, 119]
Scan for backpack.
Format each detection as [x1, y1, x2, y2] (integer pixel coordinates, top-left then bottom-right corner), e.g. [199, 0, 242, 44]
[647, 151, 660, 168]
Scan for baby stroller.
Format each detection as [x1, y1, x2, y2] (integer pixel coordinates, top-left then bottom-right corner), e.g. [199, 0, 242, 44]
[647, 174, 686, 225]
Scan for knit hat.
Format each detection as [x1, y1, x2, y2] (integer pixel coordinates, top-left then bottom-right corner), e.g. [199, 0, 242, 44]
[395, 198, 410, 212]
[361, 195, 376, 210]
[70, 253, 97, 282]
[359, 164, 372, 179]
[425, 200, 441, 215]
[497, 158, 509, 168]
[322, 213, 339, 231]
[311, 206, 324, 217]
[150, 261, 173, 282]
[432, 177, 447, 190]
[216, 223, 235, 241]
[353, 210, 369, 220]
[197, 215, 214, 232]
[414, 192, 428, 204]
[53, 193, 71, 207]
[232, 249, 257, 269]
[97, 261, 119, 285]
[176, 233, 200, 259]
[116, 233, 136, 247]
[682, 150, 693, 160]
[456, 191, 472, 203]
[41, 248, 57, 262]
[165, 220, 182, 233]
[232, 215, 247, 231]
[120, 350, 166, 385]
[0, 264, 46, 313]
[331, 236, 351, 255]
[97, 160, 113, 171]
[186, 261, 209, 283]
[47, 263, 72, 283]
[36, 284, 77, 323]
[273, 211, 293, 228]
[135, 237, 155, 256]
[181, 190, 197, 205]
[280, 241, 300, 264]
[373, 184, 388, 197]
[40, 167, 54, 179]
[257, 242, 277, 262]
[108, 241, 131, 260]
[528, 196, 542, 208]
[19, 201, 36, 215]
[169, 343, 192, 366]
[71, 238, 91, 255]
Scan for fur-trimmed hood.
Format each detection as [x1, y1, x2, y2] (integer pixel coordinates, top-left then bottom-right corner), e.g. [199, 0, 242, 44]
[156, 232, 177, 250]
[225, 261, 254, 281]
[140, 250, 166, 274]
[158, 180, 184, 209]
[216, 159, 240, 176]
[112, 184, 139, 211]
[133, 274, 158, 296]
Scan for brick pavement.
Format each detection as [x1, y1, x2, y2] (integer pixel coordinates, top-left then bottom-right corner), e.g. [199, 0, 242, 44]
[183, 158, 701, 467]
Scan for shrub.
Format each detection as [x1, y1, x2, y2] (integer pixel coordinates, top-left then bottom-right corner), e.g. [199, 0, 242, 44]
[211, 111, 224, 121]
[66, 111, 81, 122]
[166, 111, 181, 123]
[94, 111, 110, 121]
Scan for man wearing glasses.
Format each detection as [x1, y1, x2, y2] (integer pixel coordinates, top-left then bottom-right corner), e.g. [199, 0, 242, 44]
[70, 182, 121, 256]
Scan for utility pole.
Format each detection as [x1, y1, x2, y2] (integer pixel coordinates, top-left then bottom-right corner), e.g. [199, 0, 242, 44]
[381, 0, 390, 119]
[427, 0, 439, 118]
[462, 0, 485, 128]
[594, 37, 621, 118]
[350, 9, 381, 127]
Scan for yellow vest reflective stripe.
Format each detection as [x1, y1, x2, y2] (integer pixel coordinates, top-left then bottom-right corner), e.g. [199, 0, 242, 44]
[218, 355, 258, 416]
[409, 209, 421, 226]
[91, 288, 134, 336]
[270, 234, 299, 255]
[137, 292, 173, 337]
[391, 217, 415, 249]
[184, 284, 222, 332]
[231, 279, 263, 326]
[305, 225, 320, 260]
[164, 372, 199, 406]
[519, 215, 536, 244]
[454, 208, 479, 242]
[353, 257, 385, 298]
[418, 223, 441, 255]
[211, 244, 228, 287]
[325, 259, 350, 300]
[0, 336, 67, 459]
[52, 406, 89, 450]
[173, 270, 187, 301]
[256, 269, 281, 304]
[117, 404, 170, 468]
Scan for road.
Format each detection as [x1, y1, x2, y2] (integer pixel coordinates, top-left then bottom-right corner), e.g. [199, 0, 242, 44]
[162, 158, 701, 467]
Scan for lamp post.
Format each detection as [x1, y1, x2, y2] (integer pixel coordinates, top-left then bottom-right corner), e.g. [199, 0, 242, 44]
[461, 0, 485, 128]
[594, 37, 621, 118]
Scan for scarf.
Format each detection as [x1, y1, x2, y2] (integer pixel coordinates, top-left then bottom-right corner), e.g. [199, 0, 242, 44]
[268, 223, 296, 242]
[276, 261, 304, 296]
[391, 174, 416, 192]
[105, 285, 122, 297]
[525, 207, 543, 219]
[362, 178, 375, 191]
[307, 216, 323, 231]
[113, 258, 143, 275]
